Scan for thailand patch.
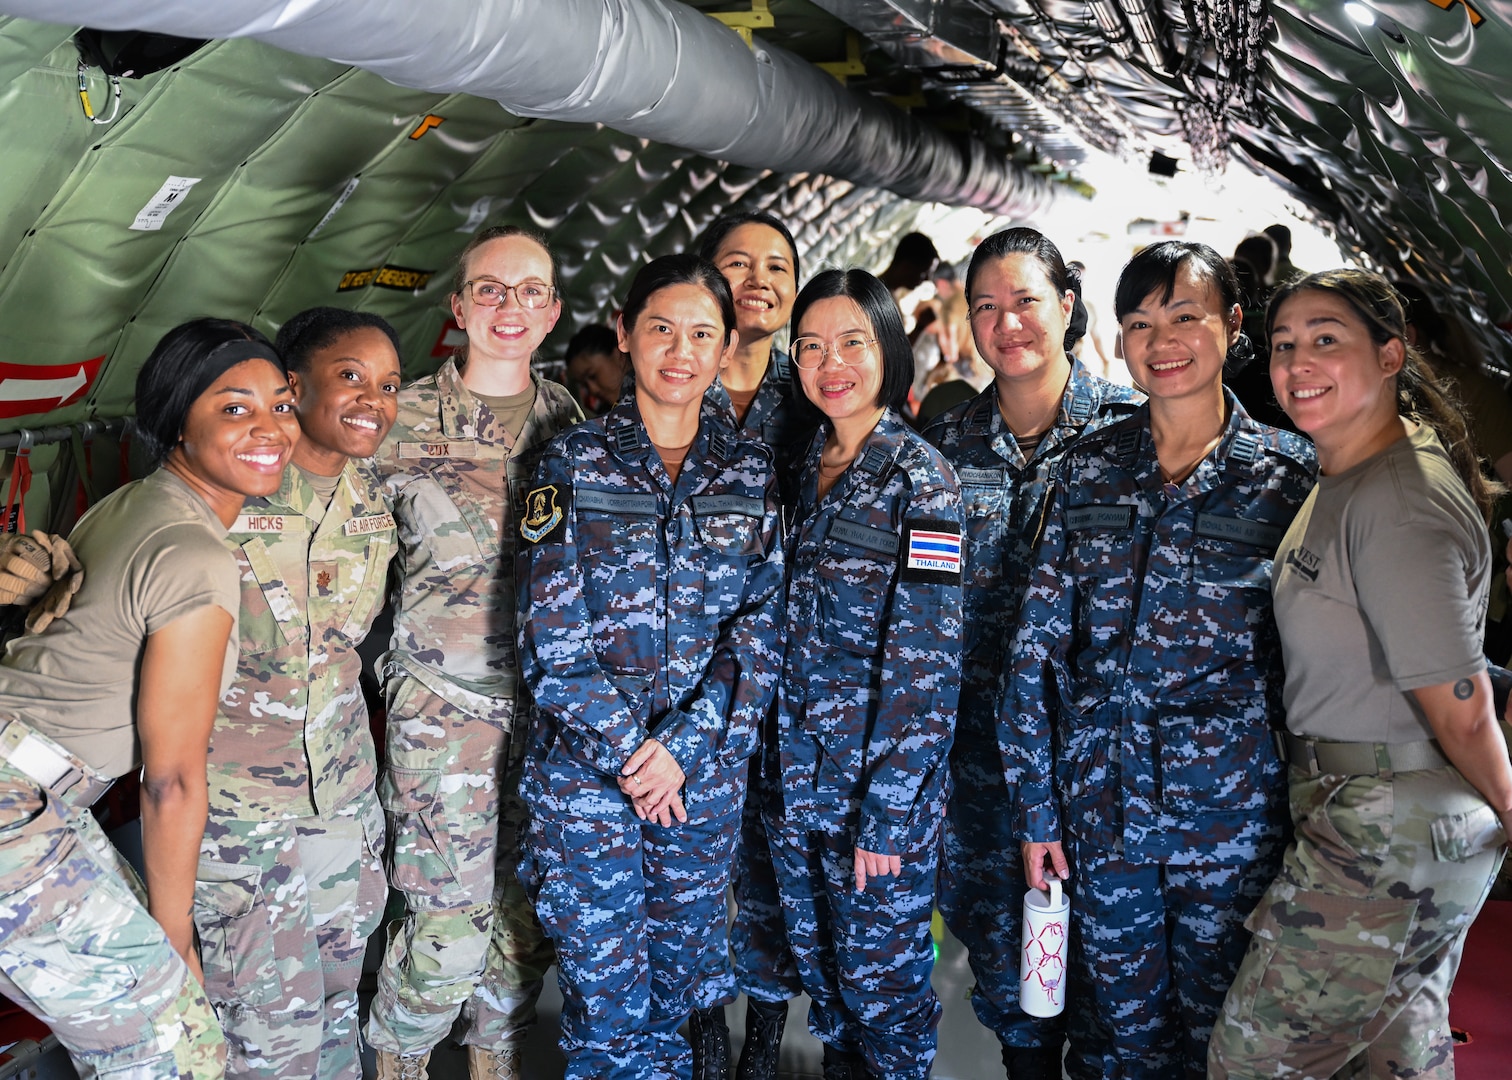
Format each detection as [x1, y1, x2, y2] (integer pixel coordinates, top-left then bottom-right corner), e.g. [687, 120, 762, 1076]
[519, 484, 565, 544]
[902, 519, 962, 584]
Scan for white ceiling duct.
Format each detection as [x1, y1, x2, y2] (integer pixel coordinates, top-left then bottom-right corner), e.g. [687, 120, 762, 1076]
[0, 0, 1056, 215]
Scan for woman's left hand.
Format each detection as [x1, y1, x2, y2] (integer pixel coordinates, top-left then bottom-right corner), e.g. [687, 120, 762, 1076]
[853, 846, 902, 892]
[619, 738, 687, 824]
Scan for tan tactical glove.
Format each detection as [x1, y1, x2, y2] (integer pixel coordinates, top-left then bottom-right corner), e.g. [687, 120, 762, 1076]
[0, 531, 84, 633]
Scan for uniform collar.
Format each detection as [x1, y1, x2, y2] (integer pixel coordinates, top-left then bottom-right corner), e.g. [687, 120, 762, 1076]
[434, 357, 541, 444]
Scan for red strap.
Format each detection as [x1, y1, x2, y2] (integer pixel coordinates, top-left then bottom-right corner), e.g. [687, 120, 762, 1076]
[6, 445, 32, 534]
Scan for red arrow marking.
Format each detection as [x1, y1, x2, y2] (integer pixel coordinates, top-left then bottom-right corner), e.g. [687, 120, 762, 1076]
[0, 356, 105, 419]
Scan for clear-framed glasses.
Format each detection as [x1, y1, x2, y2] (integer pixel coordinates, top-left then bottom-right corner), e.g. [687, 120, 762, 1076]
[462, 279, 556, 309]
[789, 334, 876, 369]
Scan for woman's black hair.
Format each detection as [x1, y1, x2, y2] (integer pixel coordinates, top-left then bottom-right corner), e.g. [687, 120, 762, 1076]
[696, 211, 801, 281]
[789, 268, 912, 411]
[620, 253, 737, 341]
[565, 323, 621, 362]
[965, 227, 1084, 353]
[1113, 241, 1241, 320]
[274, 307, 401, 375]
[1267, 268, 1501, 521]
[134, 317, 282, 466]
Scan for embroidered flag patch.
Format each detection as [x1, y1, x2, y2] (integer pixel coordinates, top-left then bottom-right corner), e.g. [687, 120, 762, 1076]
[903, 520, 962, 583]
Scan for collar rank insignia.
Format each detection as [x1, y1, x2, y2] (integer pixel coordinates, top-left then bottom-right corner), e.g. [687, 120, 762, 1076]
[519, 484, 564, 544]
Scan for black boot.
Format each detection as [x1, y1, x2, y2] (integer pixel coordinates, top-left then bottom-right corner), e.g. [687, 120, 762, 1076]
[689, 1006, 732, 1080]
[1002, 1043, 1063, 1080]
[735, 998, 788, 1080]
[821, 1042, 868, 1080]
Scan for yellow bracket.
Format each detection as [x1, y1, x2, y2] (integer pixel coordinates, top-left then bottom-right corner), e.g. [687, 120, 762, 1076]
[710, 0, 774, 47]
[818, 32, 868, 83]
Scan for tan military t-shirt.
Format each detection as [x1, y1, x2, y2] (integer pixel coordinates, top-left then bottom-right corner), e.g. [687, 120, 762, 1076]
[1273, 425, 1489, 744]
[0, 468, 240, 776]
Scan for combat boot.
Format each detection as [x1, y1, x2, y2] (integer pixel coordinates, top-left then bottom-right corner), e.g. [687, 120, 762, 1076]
[689, 1005, 732, 1080]
[820, 1042, 868, 1080]
[735, 998, 788, 1080]
[374, 1050, 431, 1080]
[467, 1043, 523, 1079]
[1002, 1043, 1062, 1080]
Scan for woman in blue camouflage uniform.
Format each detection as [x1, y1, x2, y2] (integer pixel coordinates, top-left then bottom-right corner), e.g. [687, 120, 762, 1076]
[517, 253, 786, 1080]
[693, 210, 820, 1080]
[767, 268, 964, 1080]
[0, 319, 300, 1079]
[1011, 241, 1316, 1079]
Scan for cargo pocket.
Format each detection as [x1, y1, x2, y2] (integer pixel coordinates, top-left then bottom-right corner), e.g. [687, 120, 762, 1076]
[192, 859, 282, 1008]
[1430, 803, 1507, 862]
[378, 766, 465, 906]
[1237, 888, 1416, 1041]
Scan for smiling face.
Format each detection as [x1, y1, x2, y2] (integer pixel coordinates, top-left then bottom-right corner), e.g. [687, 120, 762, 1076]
[968, 252, 1076, 383]
[1268, 288, 1403, 447]
[449, 234, 562, 367]
[1117, 261, 1238, 403]
[290, 326, 401, 473]
[171, 357, 301, 510]
[711, 222, 798, 343]
[618, 282, 735, 414]
[793, 296, 885, 425]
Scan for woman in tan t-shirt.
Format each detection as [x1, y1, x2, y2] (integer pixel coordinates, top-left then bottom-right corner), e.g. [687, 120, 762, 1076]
[0, 318, 299, 1079]
[1210, 269, 1512, 1078]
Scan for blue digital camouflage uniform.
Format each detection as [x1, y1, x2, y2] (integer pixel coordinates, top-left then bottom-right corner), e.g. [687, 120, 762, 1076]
[368, 359, 581, 1057]
[707, 347, 821, 1008]
[195, 462, 394, 1080]
[921, 360, 1141, 1053]
[516, 399, 785, 1079]
[1007, 393, 1316, 1079]
[768, 410, 963, 1080]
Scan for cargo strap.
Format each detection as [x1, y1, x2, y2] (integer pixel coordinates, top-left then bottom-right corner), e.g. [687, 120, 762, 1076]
[0, 719, 115, 807]
[1277, 730, 1449, 777]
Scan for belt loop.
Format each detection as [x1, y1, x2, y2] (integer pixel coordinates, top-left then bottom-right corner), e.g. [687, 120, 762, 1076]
[1375, 743, 1395, 780]
[1301, 739, 1320, 778]
[1271, 729, 1287, 762]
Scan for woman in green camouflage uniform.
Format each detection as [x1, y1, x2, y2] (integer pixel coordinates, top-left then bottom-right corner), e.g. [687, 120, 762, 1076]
[1210, 269, 1512, 1079]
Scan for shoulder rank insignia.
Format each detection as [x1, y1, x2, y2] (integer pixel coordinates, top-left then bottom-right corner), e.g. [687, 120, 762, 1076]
[520, 484, 565, 544]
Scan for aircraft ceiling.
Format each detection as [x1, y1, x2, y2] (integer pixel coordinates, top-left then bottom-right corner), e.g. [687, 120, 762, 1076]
[0, 0, 1507, 512]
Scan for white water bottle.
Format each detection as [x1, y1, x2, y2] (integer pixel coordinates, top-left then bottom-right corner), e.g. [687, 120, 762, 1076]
[1019, 874, 1069, 1018]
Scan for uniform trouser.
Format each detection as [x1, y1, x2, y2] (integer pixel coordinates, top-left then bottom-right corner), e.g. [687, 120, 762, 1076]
[1060, 834, 1280, 1080]
[0, 754, 225, 1080]
[193, 791, 387, 1080]
[727, 755, 803, 1006]
[367, 678, 554, 1056]
[519, 753, 745, 1080]
[938, 716, 1064, 1051]
[768, 811, 943, 1080]
[1209, 766, 1505, 1080]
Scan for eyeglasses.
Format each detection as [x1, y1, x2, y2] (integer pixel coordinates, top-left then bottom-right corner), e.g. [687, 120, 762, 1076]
[789, 334, 876, 369]
[462, 279, 556, 309]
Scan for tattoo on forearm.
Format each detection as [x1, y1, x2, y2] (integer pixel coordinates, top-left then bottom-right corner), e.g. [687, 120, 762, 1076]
[1454, 678, 1474, 700]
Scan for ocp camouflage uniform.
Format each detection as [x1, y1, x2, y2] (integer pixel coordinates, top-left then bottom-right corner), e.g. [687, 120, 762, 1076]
[707, 348, 821, 1008]
[195, 462, 395, 1080]
[516, 400, 784, 1079]
[368, 359, 580, 1056]
[1007, 394, 1316, 1079]
[769, 411, 963, 1080]
[921, 361, 1141, 1053]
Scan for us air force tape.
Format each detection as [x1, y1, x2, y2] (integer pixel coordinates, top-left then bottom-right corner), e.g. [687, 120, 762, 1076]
[519, 484, 566, 545]
[901, 519, 962, 584]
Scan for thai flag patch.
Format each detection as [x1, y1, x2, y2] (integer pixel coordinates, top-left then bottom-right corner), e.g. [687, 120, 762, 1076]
[903, 520, 963, 581]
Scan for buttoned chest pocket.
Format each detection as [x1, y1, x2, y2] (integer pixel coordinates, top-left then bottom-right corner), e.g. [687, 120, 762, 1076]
[339, 531, 396, 639]
[816, 554, 895, 658]
[575, 490, 659, 616]
[1191, 539, 1274, 594]
[958, 468, 1007, 521]
[696, 510, 763, 557]
[1188, 538, 1277, 663]
[397, 470, 493, 573]
[1068, 528, 1136, 646]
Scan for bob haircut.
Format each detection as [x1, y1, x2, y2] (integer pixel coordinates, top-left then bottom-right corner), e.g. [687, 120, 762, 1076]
[620, 253, 737, 342]
[275, 307, 401, 375]
[789, 268, 912, 412]
[696, 211, 801, 281]
[134, 317, 282, 466]
[1113, 240, 1241, 321]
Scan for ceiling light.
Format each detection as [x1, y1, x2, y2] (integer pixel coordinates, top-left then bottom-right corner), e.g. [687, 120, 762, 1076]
[1345, 3, 1377, 26]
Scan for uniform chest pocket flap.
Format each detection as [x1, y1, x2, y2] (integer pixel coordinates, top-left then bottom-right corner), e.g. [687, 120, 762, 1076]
[816, 549, 895, 657]
[575, 488, 659, 599]
[1191, 513, 1279, 593]
[400, 470, 494, 573]
[692, 494, 764, 555]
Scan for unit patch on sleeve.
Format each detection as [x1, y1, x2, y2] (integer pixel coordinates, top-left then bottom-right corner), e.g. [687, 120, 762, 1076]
[902, 520, 963, 584]
[519, 484, 566, 544]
